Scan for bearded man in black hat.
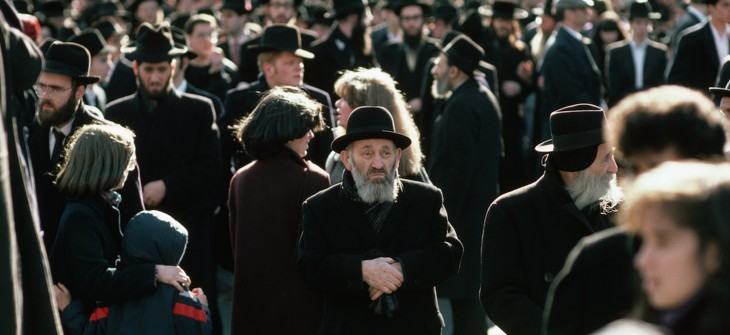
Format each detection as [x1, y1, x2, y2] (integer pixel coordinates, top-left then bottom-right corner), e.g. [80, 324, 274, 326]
[481, 104, 622, 335]
[377, 0, 439, 114]
[298, 106, 463, 334]
[28, 41, 144, 253]
[105, 23, 223, 332]
[428, 34, 502, 335]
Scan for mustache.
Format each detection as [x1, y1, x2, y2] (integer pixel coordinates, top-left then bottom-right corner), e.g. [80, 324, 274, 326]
[368, 167, 386, 175]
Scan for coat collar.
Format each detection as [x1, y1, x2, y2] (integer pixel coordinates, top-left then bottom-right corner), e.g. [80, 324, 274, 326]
[540, 160, 600, 233]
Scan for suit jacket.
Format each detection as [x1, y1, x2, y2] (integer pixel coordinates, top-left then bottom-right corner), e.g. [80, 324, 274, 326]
[229, 149, 330, 335]
[428, 77, 502, 298]
[184, 82, 224, 118]
[297, 178, 463, 334]
[221, 77, 335, 170]
[377, 38, 440, 101]
[480, 161, 613, 335]
[667, 21, 720, 93]
[540, 26, 602, 116]
[542, 226, 637, 335]
[606, 40, 668, 106]
[28, 103, 144, 252]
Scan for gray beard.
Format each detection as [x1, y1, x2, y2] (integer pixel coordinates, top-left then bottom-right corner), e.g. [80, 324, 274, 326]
[349, 157, 399, 203]
[566, 169, 623, 213]
[431, 76, 451, 100]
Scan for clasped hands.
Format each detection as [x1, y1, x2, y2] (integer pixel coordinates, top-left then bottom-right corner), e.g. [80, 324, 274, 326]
[362, 257, 403, 301]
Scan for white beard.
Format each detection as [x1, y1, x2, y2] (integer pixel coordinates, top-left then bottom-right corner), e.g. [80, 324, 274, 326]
[566, 168, 623, 213]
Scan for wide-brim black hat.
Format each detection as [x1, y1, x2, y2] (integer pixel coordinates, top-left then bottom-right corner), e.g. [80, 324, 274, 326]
[478, 1, 529, 20]
[91, 18, 126, 40]
[36, 0, 67, 18]
[170, 26, 198, 59]
[43, 41, 100, 84]
[535, 103, 606, 153]
[69, 28, 115, 57]
[629, 0, 661, 20]
[710, 78, 730, 97]
[248, 24, 314, 59]
[326, 0, 367, 19]
[331, 106, 411, 152]
[121, 22, 188, 63]
[441, 34, 484, 74]
[221, 0, 253, 14]
[392, 0, 431, 16]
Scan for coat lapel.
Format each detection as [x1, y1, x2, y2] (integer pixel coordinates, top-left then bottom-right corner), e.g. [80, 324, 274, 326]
[375, 184, 409, 248]
[336, 188, 379, 246]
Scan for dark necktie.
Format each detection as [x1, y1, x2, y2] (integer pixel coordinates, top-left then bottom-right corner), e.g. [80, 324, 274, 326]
[51, 129, 66, 166]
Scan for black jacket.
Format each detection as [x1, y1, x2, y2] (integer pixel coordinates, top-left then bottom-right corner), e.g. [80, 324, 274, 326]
[606, 40, 668, 106]
[297, 178, 463, 335]
[377, 38, 440, 101]
[667, 21, 720, 93]
[481, 160, 613, 335]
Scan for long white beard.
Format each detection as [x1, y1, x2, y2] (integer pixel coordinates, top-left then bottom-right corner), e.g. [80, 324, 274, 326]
[349, 157, 399, 204]
[566, 169, 623, 213]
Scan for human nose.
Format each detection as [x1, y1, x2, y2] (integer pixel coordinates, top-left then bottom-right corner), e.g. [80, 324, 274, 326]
[634, 243, 652, 274]
[306, 130, 314, 139]
[371, 154, 384, 169]
[607, 154, 618, 174]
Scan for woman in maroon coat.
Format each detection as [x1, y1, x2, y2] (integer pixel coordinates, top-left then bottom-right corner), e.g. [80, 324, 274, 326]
[228, 86, 330, 334]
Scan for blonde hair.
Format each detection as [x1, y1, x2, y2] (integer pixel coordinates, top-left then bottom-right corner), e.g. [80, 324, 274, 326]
[55, 124, 136, 198]
[334, 67, 424, 177]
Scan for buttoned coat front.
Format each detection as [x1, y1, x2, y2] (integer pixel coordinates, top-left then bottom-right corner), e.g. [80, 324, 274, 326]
[480, 161, 613, 335]
[297, 179, 464, 335]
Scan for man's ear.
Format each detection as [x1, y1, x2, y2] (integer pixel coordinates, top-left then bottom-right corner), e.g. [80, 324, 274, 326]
[341, 150, 353, 171]
[395, 148, 402, 170]
[132, 60, 138, 76]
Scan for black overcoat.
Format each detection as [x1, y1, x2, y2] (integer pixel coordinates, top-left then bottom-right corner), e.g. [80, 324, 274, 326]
[377, 38, 440, 101]
[428, 77, 502, 299]
[297, 179, 464, 335]
[667, 21, 720, 93]
[481, 161, 613, 335]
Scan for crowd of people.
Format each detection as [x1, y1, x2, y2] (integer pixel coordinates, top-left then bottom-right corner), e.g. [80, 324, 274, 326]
[3, 0, 730, 334]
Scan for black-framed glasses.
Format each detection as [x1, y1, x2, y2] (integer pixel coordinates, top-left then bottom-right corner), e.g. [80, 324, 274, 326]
[34, 84, 73, 97]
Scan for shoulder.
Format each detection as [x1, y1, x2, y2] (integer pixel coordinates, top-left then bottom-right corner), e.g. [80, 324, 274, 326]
[306, 160, 330, 180]
[646, 40, 668, 52]
[106, 93, 137, 112]
[491, 176, 542, 207]
[304, 184, 341, 207]
[301, 84, 331, 101]
[607, 40, 630, 53]
[399, 179, 442, 202]
[679, 21, 707, 40]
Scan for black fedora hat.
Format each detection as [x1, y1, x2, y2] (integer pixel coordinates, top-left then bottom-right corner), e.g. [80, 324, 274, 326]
[220, 0, 253, 14]
[535, 103, 606, 153]
[629, 0, 661, 20]
[8, 26, 43, 94]
[36, 0, 66, 18]
[91, 18, 126, 40]
[392, 0, 431, 16]
[441, 35, 484, 74]
[478, 0, 529, 20]
[248, 24, 314, 59]
[326, 0, 367, 19]
[69, 28, 114, 57]
[433, 2, 458, 24]
[43, 41, 100, 84]
[331, 106, 412, 152]
[121, 22, 188, 63]
[169, 25, 198, 59]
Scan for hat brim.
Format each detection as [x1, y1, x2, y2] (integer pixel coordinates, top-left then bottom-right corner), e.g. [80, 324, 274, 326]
[331, 131, 411, 152]
[248, 45, 314, 59]
[478, 6, 529, 20]
[535, 137, 603, 153]
[121, 42, 189, 62]
[710, 87, 730, 98]
[42, 63, 101, 85]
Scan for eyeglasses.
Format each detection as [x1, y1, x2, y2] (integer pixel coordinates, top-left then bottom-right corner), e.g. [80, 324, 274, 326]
[34, 84, 73, 97]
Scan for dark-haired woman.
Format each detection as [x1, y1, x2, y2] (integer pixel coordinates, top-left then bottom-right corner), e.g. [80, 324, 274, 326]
[228, 86, 330, 335]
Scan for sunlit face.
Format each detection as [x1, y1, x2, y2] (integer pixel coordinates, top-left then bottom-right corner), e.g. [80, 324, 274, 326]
[285, 129, 314, 157]
[35, 72, 82, 128]
[90, 53, 113, 84]
[709, 0, 730, 25]
[134, 60, 173, 99]
[264, 52, 304, 87]
[567, 7, 593, 30]
[399, 5, 424, 37]
[431, 54, 452, 98]
[220, 9, 243, 35]
[429, 18, 449, 39]
[634, 206, 719, 310]
[623, 146, 681, 179]
[721, 96, 730, 116]
[630, 17, 651, 41]
[335, 94, 354, 128]
[135, 0, 160, 24]
[584, 142, 619, 178]
[342, 138, 400, 184]
[188, 23, 217, 57]
[265, 0, 296, 24]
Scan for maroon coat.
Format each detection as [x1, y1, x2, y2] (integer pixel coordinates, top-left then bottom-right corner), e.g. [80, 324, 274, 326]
[229, 149, 329, 335]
